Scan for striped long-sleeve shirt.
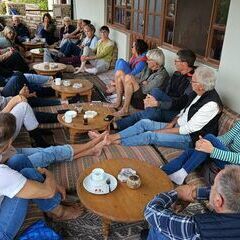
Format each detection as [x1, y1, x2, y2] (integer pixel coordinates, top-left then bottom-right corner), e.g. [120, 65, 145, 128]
[210, 121, 240, 164]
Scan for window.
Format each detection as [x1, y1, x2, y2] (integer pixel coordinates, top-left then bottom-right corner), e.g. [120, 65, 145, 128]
[107, 0, 231, 65]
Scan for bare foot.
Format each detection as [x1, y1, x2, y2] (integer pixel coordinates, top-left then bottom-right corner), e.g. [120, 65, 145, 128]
[106, 85, 116, 94]
[103, 103, 120, 109]
[88, 130, 108, 140]
[112, 109, 129, 117]
[88, 130, 102, 140]
[74, 67, 85, 74]
[92, 134, 110, 156]
[48, 203, 83, 221]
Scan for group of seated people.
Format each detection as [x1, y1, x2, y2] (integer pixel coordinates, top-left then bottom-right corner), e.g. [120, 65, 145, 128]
[0, 13, 240, 240]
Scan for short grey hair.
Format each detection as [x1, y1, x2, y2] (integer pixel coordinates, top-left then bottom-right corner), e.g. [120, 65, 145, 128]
[63, 16, 71, 23]
[3, 26, 15, 37]
[217, 165, 240, 212]
[195, 66, 216, 91]
[12, 15, 20, 20]
[146, 48, 165, 66]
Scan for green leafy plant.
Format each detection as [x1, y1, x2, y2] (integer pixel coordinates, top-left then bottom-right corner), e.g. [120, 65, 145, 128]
[0, 3, 7, 15]
[11, 0, 48, 10]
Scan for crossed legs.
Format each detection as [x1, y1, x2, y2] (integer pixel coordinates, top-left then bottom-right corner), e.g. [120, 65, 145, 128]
[113, 74, 140, 116]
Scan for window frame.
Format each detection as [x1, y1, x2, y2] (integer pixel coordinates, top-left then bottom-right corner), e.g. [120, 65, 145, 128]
[106, 0, 230, 67]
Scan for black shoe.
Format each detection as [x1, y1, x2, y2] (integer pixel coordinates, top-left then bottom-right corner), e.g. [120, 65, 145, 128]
[140, 229, 149, 240]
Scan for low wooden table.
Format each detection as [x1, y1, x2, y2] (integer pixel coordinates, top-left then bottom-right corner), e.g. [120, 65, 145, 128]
[22, 41, 44, 51]
[77, 158, 173, 239]
[57, 102, 115, 143]
[51, 79, 93, 101]
[33, 62, 66, 76]
[30, 48, 44, 61]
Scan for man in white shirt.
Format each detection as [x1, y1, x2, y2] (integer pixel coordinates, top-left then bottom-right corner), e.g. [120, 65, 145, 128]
[0, 113, 83, 239]
[98, 66, 222, 150]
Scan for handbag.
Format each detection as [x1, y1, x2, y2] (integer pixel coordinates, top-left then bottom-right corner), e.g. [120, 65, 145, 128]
[18, 220, 62, 240]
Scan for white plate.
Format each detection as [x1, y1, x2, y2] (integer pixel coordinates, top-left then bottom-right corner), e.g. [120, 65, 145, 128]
[83, 173, 118, 195]
[84, 110, 98, 118]
[65, 110, 77, 118]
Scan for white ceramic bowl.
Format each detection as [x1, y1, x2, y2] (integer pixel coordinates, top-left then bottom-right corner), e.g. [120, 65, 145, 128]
[84, 110, 97, 118]
[63, 80, 71, 87]
[65, 110, 77, 118]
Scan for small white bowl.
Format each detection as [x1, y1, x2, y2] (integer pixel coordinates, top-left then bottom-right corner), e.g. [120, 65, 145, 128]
[73, 83, 83, 88]
[63, 80, 71, 87]
[65, 110, 77, 118]
[84, 110, 98, 118]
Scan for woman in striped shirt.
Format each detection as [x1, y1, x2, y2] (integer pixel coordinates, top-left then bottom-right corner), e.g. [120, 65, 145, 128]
[162, 121, 240, 185]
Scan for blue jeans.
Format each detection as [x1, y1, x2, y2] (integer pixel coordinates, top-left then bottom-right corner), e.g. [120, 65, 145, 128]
[24, 74, 50, 86]
[147, 227, 168, 240]
[60, 41, 81, 57]
[150, 88, 172, 102]
[16, 145, 74, 168]
[162, 134, 229, 175]
[115, 59, 132, 74]
[116, 107, 178, 130]
[1, 73, 59, 107]
[119, 119, 192, 149]
[0, 155, 61, 240]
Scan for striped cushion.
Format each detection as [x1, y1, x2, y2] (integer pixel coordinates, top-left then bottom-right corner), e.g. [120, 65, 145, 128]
[13, 129, 32, 148]
[18, 203, 44, 236]
[218, 106, 240, 135]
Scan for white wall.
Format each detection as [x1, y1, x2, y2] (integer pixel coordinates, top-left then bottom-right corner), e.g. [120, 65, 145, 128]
[75, 0, 105, 30]
[215, 0, 240, 113]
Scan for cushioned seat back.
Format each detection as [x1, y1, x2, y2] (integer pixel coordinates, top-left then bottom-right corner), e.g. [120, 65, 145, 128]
[109, 41, 118, 69]
[218, 106, 240, 135]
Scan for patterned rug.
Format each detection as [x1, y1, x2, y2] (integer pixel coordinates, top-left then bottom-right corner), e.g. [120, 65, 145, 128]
[48, 210, 146, 240]
[46, 199, 208, 240]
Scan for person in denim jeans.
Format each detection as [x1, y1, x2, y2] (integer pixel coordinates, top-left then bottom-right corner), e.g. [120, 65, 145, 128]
[96, 67, 222, 151]
[0, 113, 83, 240]
[162, 121, 240, 185]
[113, 49, 196, 130]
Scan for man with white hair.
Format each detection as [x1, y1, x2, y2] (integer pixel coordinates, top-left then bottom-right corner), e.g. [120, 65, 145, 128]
[144, 165, 240, 240]
[12, 15, 30, 43]
[99, 66, 222, 150]
[112, 48, 169, 117]
[113, 49, 196, 130]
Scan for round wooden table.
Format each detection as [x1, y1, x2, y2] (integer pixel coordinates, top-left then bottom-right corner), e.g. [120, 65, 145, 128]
[57, 102, 115, 143]
[22, 41, 44, 51]
[33, 62, 67, 76]
[77, 158, 173, 239]
[52, 79, 93, 101]
[30, 48, 44, 61]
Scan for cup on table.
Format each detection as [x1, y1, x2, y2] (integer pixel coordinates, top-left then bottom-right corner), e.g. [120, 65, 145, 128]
[43, 62, 50, 70]
[63, 80, 71, 87]
[91, 168, 106, 182]
[54, 78, 62, 86]
[40, 38, 46, 43]
[64, 113, 72, 123]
